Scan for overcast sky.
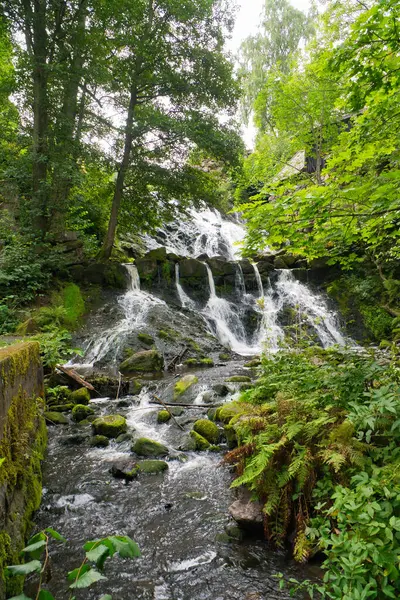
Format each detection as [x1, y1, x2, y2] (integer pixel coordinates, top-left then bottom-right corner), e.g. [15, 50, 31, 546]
[228, 0, 311, 146]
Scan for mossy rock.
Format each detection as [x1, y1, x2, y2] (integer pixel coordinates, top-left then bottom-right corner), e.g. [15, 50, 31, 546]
[224, 424, 237, 449]
[44, 411, 69, 425]
[45, 385, 72, 406]
[244, 358, 261, 368]
[157, 328, 179, 340]
[219, 353, 230, 361]
[190, 430, 210, 451]
[70, 387, 91, 405]
[119, 348, 164, 375]
[239, 383, 253, 392]
[129, 379, 143, 395]
[157, 410, 171, 424]
[137, 332, 155, 346]
[174, 374, 198, 399]
[72, 404, 95, 423]
[132, 437, 169, 457]
[184, 357, 214, 368]
[215, 403, 243, 424]
[193, 419, 219, 444]
[92, 415, 127, 438]
[207, 407, 218, 421]
[225, 376, 252, 383]
[213, 383, 231, 397]
[145, 247, 168, 261]
[48, 403, 74, 413]
[115, 433, 132, 444]
[137, 460, 168, 474]
[89, 435, 109, 448]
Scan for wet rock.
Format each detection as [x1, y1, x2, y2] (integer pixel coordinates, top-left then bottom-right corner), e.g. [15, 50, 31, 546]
[115, 433, 132, 444]
[82, 262, 128, 289]
[224, 424, 238, 449]
[212, 383, 231, 397]
[239, 383, 253, 392]
[70, 387, 91, 405]
[193, 419, 219, 444]
[226, 376, 252, 383]
[87, 375, 129, 397]
[132, 437, 169, 457]
[207, 407, 218, 421]
[225, 524, 244, 541]
[116, 399, 131, 408]
[72, 404, 95, 423]
[92, 415, 127, 438]
[244, 358, 261, 368]
[89, 435, 110, 448]
[60, 434, 87, 446]
[173, 374, 198, 399]
[110, 459, 139, 481]
[274, 256, 289, 269]
[47, 403, 74, 413]
[157, 410, 171, 424]
[129, 379, 143, 395]
[119, 348, 164, 375]
[215, 403, 243, 424]
[219, 353, 231, 361]
[190, 430, 210, 451]
[137, 332, 155, 346]
[184, 357, 214, 368]
[229, 489, 264, 530]
[44, 411, 69, 425]
[145, 247, 168, 261]
[137, 460, 168, 474]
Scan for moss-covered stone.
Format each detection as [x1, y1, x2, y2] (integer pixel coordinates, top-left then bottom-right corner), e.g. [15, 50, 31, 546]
[44, 411, 69, 425]
[224, 424, 238, 449]
[129, 379, 143, 395]
[48, 403, 74, 413]
[239, 383, 253, 392]
[193, 419, 219, 444]
[207, 407, 218, 421]
[45, 385, 72, 407]
[190, 430, 210, 451]
[244, 358, 261, 368]
[119, 348, 164, 375]
[132, 437, 169, 457]
[115, 433, 132, 444]
[219, 353, 230, 361]
[137, 332, 155, 346]
[213, 383, 231, 397]
[225, 376, 252, 383]
[157, 410, 171, 424]
[72, 404, 95, 423]
[174, 374, 198, 399]
[89, 435, 110, 448]
[184, 357, 214, 368]
[70, 387, 91, 405]
[215, 402, 243, 424]
[137, 460, 169, 474]
[92, 415, 127, 438]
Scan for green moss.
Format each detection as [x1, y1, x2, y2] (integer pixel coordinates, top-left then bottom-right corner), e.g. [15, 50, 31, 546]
[89, 435, 109, 448]
[157, 328, 180, 340]
[157, 410, 172, 424]
[137, 460, 169, 474]
[219, 353, 230, 360]
[183, 337, 201, 352]
[193, 419, 219, 444]
[44, 411, 69, 425]
[215, 402, 244, 424]
[132, 437, 169, 457]
[70, 387, 91, 405]
[190, 430, 210, 450]
[119, 348, 164, 375]
[92, 415, 127, 438]
[184, 357, 214, 368]
[0, 342, 41, 390]
[244, 358, 261, 368]
[174, 374, 198, 399]
[61, 283, 85, 328]
[225, 376, 252, 383]
[137, 332, 155, 346]
[72, 404, 95, 422]
[360, 305, 393, 340]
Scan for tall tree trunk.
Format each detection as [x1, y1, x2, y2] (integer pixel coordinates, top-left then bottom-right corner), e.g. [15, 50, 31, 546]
[32, 0, 49, 233]
[100, 85, 137, 260]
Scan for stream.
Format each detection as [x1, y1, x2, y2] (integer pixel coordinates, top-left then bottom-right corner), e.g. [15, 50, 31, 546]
[35, 208, 347, 599]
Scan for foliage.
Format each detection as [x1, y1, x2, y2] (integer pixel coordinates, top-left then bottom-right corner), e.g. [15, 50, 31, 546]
[4, 527, 140, 600]
[32, 330, 82, 372]
[224, 348, 400, 597]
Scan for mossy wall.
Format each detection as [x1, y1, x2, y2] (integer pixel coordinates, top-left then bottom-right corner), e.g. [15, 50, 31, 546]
[0, 342, 46, 600]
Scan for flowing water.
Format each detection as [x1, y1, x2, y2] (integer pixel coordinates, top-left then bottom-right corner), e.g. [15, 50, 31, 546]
[39, 208, 349, 599]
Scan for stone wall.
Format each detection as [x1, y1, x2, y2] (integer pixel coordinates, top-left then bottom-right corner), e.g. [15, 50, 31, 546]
[0, 342, 46, 600]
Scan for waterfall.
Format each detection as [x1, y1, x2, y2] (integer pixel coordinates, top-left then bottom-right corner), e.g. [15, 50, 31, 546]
[252, 263, 264, 299]
[124, 263, 140, 291]
[175, 263, 195, 309]
[235, 263, 246, 296]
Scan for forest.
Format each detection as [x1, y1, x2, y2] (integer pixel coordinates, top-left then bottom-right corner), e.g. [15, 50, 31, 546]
[1, 0, 400, 599]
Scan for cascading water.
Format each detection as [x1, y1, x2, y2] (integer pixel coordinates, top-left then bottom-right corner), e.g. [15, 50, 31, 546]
[175, 263, 196, 309]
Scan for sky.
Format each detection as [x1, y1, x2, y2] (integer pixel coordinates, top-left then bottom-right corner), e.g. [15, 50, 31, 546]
[228, 0, 311, 147]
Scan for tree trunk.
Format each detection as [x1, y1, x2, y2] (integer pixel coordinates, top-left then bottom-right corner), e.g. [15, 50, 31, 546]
[100, 85, 138, 260]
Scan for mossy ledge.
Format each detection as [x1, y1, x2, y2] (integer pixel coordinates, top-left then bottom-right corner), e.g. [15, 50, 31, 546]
[0, 342, 47, 600]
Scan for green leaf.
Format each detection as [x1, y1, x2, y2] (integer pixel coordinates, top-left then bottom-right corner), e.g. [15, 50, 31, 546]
[108, 536, 141, 559]
[85, 543, 110, 563]
[38, 591, 56, 600]
[99, 596, 112, 600]
[22, 540, 47, 554]
[8, 595, 33, 600]
[5, 561, 42, 576]
[69, 568, 107, 589]
[67, 564, 91, 582]
[44, 527, 66, 542]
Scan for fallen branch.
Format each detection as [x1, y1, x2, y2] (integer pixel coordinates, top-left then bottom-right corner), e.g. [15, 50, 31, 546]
[56, 365, 95, 391]
[150, 399, 220, 409]
[152, 394, 184, 430]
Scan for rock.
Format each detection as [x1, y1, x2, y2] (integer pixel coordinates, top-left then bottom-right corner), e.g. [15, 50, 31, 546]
[89, 435, 110, 448]
[193, 419, 219, 444]
[48, 403, 74, 413]
[92, 415, 127, 438]
[129, 379, 143, 395]
[110, 459, 139, 481]
[157, 410, 171, 424]
[119, 348, 164, 375]
[60, 434, 87, 446]
[274, 256, 288, 269]
[72, 404, 95, 422]
[179, 258, 207, 279]
[15, 318, 40, 335]
[244, 358, 261, 368]
[137, 460, 168, 474]
[239, 383, 253, 392]
[87, 375, 129, 397]
[215, 403, 243, 424]
[213, 383, 231, 397]
[115, 433, 132, 444]
[137, 332, 155, 346]
[70, 387, 91, 405]
[44, 411, 69, 425]
[190, 430, 210, 451]
[225, 524, 244, 541]
[226, 376, 252, 383]
[174, 374, 198, 399]
[229, 489, 264, 529]
[207, 407, 218, 421]
[219, 353, 231, 361]
[224, 424, 237, 449]
[132, 437, 169, 457]
[46, 385, 72, 407]
[184, 357, 214, 368]
[145, 247, 168, 262]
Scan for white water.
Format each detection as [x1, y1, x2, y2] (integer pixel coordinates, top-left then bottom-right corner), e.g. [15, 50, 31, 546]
[175, 263, 196, 309]
[252, 263, 264, 299]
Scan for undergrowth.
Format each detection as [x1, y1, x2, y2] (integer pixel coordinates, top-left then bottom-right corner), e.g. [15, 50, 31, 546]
[224, 347, 400, 599]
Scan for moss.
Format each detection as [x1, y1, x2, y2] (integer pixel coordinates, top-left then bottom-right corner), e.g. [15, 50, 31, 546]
[89, 435, 109, 448]
[244, 358, 261, 368]
[44, 411, 69, 425]
[219, 353, 230, 360]
[0, 342, 41, 390]
[193, 419, 219, 444]
[157, 410, 171, 424]
[119, 348, 164, 375]
[190, 430, 210, 451]
[137, 332, 155, 346]
[224, 423, 237, 449]
[48, 403, 74, 412]
[360, 305, 393, 340]
[226, 376, 252, 383]
[61, 283, 85, 328]
[70, 387, 91, 405]
[72, 404, 95, 422]
[183, 337, 201, 352]
[174, 374, 198, 399]
[92, 415, 127, 438]
[215, 402, 244, 424]
[157, 328, 180, 340]
[137, 460, 169, 474]
[131, 437, 169, 457]
[45, 385, 71, 407]
[184, 358, 214, 368]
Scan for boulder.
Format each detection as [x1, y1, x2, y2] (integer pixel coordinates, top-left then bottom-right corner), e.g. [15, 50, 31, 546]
[110, 459, 139, 481]
[72, 404, 95, 423]
[119, 349, 164, 375]
[229, 489, 264, 530]
[129, 379, 143, 395]
[193, 419, 219, 444]
[137, 332, 155, 346]
[174, 374, 198, 399]
[215, 402, 243, 424]
[70, 387, 91, 405]
[244, 358, 261, 368]
[44, 411, 69, 425]
[48, 403, 74, 413]
[190, 430, 210, 451]
[137, 460, 169, 474]
[224, 424, 238, 449]
[179, 258, 207, 279]
[92, 415, 127, 438]
[132, 437, 169, 457]
[213, 383, 232, 397]
[157, 410, 172, 424]
[145, 247, 168, 262]
[184, 357, 214, 368]
[89, 435, 110, 448]
[226, 376, 252, 383]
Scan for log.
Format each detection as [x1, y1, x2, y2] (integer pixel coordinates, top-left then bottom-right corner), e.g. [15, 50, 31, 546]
[166, 346, 188, 371]
[150, 399, 220, 409]
[56, 365, 95, 391]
